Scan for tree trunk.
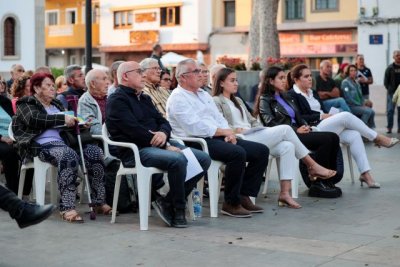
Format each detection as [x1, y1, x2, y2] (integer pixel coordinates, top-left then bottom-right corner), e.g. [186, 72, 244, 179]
[249, 0, 280, 68]
[259, 0, 280, 67]
[248, 0, 260, 64]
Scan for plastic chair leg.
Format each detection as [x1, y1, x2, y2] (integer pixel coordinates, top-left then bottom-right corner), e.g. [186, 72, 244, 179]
[262, 157, 274, 195]
[111, 174, 122, 224]
[137, 173, 151, 231]
[17, 168, 27, 198]
[208, 162, 221, 218]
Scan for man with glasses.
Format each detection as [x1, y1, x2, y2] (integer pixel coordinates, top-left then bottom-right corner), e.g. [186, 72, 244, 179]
[166, 59, 269, 218]
[140, 58, 170, 118]
[106, 61, 211, 228]
[7, 64, 25, 91]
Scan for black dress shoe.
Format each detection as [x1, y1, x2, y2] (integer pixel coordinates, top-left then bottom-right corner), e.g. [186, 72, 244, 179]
[308, 180, 341, 198]
[172, 208, 187, 228]
[15, 203, 55, 229]
[324, 181, 342, 197]
[387, 128, 392, 134]
[151, 197, 172, 227]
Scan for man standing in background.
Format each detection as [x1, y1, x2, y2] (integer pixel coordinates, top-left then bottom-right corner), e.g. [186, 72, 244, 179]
[384, 50, 400, 134]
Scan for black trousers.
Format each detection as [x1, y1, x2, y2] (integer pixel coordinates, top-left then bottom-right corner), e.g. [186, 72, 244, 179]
[0, 142, 33, 195]
[0, 184, 23, 219]
[204, 137, 269, 205]
[297, 131, 340, 184]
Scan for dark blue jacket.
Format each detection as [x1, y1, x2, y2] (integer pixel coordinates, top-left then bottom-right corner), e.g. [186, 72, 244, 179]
[106, 85, 171, 162]
[287, 88, 327, 126]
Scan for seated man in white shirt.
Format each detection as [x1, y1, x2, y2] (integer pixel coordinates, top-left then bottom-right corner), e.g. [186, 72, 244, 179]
[166, 59, 270, 218]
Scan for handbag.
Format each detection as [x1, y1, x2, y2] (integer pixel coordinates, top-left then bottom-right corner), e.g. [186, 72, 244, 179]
[59, 127, 96, 150]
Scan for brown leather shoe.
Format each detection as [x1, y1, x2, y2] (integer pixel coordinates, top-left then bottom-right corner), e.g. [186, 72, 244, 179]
[221, 202, 252, 218]
[240, 196, 264, 213]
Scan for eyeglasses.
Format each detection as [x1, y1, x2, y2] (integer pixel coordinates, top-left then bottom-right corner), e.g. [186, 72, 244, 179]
[201, 70, 209, 74]
[161, 78, 172, 82]
[181, 69, 202, 76]
[16, 69, 25, 73]
[125, 69, 143, 75]
[144, 66, 162, 72]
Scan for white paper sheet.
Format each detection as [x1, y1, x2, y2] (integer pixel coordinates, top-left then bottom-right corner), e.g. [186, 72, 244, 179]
[329, 107, 340, 115]
[181, 148, 203, 181]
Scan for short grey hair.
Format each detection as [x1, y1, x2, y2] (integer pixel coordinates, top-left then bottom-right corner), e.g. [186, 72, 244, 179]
[85, 69, 101, 89]
[64, 64, 82, 80]
[320, 60, 331, 68]
[393, 50, 400, 56]
[175, 59, 197, 80]
[139, 58, 158, 71]
[110, 60, 125, 80]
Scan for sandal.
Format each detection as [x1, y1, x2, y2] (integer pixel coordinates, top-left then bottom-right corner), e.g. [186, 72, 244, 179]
[94, 204, 115, 216]
[60, 209, 84, 223]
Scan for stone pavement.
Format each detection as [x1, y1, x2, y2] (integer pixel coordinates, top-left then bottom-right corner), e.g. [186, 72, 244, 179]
[1, 115, 400, 267]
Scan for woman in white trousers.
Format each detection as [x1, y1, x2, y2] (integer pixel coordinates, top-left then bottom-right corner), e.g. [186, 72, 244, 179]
[212, 68, 337, 208]
[287, 64, 399, 188]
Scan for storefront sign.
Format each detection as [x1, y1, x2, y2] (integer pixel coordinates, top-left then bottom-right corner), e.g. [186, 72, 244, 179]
[304, 32, 353, 43]
[130, 30, 159, 45]
[279, 33, 301, 44]
[135, 12, 157, 23]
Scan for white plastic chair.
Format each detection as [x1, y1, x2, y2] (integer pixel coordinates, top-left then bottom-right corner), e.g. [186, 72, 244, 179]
[102, 124, 166, 231]
[8, 123, 59, 205]
[171, 135, 224, 218]
[341, 143, 355, 184]
[261, 155, 299, 198]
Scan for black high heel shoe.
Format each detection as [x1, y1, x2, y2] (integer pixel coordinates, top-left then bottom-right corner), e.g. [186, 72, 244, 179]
[359, 176, 380, 189]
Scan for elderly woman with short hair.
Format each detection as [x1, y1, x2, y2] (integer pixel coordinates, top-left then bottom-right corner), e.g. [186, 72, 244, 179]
[10, 73, 31, 113]
[12, 72, 112, 223]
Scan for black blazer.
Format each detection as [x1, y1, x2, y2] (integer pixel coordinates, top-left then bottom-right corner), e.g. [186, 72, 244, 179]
[287, 88, 326, 126]
[258, 92, 307, 130]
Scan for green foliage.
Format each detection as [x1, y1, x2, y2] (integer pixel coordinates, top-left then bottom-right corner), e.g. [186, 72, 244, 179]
[51, 67, 64, 79]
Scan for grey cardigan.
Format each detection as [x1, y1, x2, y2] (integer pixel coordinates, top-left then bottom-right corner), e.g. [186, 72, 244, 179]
[213, 94, 261, 129]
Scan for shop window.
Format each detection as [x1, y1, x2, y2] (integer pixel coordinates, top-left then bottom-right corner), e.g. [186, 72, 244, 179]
[285, 0, 304, 20]
[315, 0, 338, 10]
[160, 6, 180, 26]
[4, 17, 15, 56]
[224, 1, 235, 27]
[46, 11, 59, 26]
[114, 10, 133, 29]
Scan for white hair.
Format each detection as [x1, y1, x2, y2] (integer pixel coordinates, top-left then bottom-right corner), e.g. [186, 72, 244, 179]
[320, 60, 331, 68]
[85, 69, 104, 89]
[139, 58, 158, 70]
[116, 62, 134, 84]
[209, 63, 226, 81]
[175, 59, 197, 81]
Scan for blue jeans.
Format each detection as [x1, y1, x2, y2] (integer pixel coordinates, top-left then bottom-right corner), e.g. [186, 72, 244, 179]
[350, 105, 376, 128]
[386, 93, 399, 130]
[133, 140, 211, 210]
[322, 97, 351, 112]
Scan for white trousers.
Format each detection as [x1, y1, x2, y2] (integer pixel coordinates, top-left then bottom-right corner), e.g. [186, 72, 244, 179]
[244, 125, 309, 180]
[316, 112, 377, 173]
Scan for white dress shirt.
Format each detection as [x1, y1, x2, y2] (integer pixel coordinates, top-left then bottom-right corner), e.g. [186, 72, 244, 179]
[292, 84, 323, 115]
[166, 85, 229, 137]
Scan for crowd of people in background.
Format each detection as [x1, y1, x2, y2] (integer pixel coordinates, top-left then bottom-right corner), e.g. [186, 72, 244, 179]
[1, 45, 400, 229]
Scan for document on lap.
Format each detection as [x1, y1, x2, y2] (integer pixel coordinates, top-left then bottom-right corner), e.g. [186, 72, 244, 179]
[329, 107, 340, 115]
[181, 148, 203, 181]
[242, 126, 265, 135]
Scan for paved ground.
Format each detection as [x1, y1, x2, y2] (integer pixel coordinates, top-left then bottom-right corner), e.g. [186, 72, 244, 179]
[1, 115, 400, 267]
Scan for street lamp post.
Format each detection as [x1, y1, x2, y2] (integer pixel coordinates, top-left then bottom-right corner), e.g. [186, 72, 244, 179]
[85, 0, 92, 74]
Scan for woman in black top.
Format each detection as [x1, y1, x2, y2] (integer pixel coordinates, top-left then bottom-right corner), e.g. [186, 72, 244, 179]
[253, 66, 340, 196]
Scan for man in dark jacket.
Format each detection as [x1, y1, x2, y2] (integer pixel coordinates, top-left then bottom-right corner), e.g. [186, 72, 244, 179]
[106, 61, 211, 228]
[383, 50, 400, 133]
[57, 65, 86, 110]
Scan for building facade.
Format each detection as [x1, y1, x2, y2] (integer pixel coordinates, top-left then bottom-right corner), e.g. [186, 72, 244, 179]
[99, 0, 212, 66]
[211, 0, 358, 70]
[358, 0, 400, 86]
[45, 0, 100, 68]
[0, 0, 45, 78]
